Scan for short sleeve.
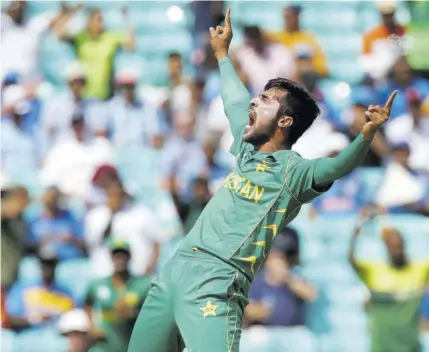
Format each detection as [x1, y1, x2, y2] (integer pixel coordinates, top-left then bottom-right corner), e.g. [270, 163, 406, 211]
[108, 31, 127, 48]
[353, 261, 373, 286]
[287, 155, 332, 204]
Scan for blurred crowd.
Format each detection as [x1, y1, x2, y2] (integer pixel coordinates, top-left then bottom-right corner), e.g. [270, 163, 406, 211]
[1, 1, 429, 351]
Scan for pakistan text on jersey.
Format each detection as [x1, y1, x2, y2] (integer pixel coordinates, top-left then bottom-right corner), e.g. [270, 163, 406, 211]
[224, 172, 265, 203]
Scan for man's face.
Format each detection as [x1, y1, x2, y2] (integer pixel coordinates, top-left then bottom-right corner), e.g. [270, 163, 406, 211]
[384, 233, 406, 268]
[382, 13, 395, 27]
[112, 251, 130, 272]
[106, 186, 125, 212]
[88, 11, 103, 36]
[69, 79, 86, 97]
[66, 331, 89, 352]
[284, 9, 299, 31]
[168, 57, 182, 77]
[392, 148, 410, 167]
[43, 188, 60, 210]
[393, 58, 412, 84]
[246, 88, 286, 146]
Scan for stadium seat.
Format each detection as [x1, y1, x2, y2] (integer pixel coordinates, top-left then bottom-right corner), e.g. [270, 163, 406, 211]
[1, 329, 17, 352]
[358, 167, 385, 204]
[15, 327, 67, 352]
[18, 257, 41, 283]
[56, 258, 91, 303]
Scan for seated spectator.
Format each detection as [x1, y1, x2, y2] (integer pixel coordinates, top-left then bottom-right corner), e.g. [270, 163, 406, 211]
[57, 7, 135, 100]
[103, 69, 165, 149]
[235, 25, 295, 95]
[172, 177, 211, 235]
[245, 228, 316, 327]
[266, 5, 328, 77]
[310, 134, 367, 216]
[349, 222, 429, 352]
[41, 62, 105, 150]
[376, 142, 429, 215]
[341, 86, 389, 166]
[5, 253, 74, 332]
[1, 84, 41, 170]
[40, 113, 114, 198]
[361, 0, 406, 81]
[28, 187, 85, 261]
[161, 112, 208, 203]
[1, 0, 80, 82]
[85, 182, 161, 277]
[84, 239, 151, 352]
[377, 56, 429, 120]
[86, 164, 122, 209]
[1, 186, 30, 293]
[385, 89, 429, 172]
[58, 309, 91, 352]
[202, 136, 231, 193]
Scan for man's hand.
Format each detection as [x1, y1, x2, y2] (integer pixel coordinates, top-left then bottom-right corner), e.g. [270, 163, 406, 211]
[209, 7, 232, 61]
[362, 90, 397, 140]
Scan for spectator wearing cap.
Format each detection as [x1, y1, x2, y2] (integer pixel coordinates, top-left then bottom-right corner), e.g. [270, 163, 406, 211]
[85, 182, 163, 277]
[341, 86, 389, 166]
[310, 133, 367, 216]
[385, 89, 429, 172]
[41, 62, 105, 151]
[101, 69, 166, 149]
[84, 239, 151, 352]
[86, 164, 122, 209]
[1, 84, 42, 171]
[235, 25, 295, 95]
[245, 227, 316, 327]
[58, 309, 92, 352]
[5, 253, 74, 332]
[349, 221, 429, 352]
[266, 5, 329, 77]
[57, 7, 135, 100]
[377, 56, 429, 120]
[27, 187, 86, 261]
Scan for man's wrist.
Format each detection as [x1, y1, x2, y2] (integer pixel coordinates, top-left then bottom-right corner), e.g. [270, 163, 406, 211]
[361, 127, 377, 141]
[215, 52, 228, 61]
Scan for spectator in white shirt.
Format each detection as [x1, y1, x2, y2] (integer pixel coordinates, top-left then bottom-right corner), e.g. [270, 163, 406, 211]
[85, 182, 161, 278]
[385, 90, 429, 172]
[1, 1, 80, 82]
[103, 69, 165, 149]
[235, 25, 295, 95]
[41, 62, 105, 151]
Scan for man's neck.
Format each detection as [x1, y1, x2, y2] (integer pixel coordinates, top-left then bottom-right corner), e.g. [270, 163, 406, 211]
[258, 139, 288, 153]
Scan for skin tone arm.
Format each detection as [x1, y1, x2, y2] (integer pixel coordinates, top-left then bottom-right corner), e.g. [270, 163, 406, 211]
[51, 3, 83, 40]
[120, 7, 135, 51]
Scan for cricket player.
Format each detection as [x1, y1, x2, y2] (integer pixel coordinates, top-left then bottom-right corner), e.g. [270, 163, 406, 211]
[128, 8, 397, 352]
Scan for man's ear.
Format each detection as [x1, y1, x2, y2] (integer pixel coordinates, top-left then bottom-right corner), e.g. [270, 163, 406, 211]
[278, 116, 293, 128]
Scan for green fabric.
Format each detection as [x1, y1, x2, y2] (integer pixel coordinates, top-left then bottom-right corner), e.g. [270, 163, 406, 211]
[85, 275, 151, 352]
[128, 249, 250, 352]
[180, 57, 370, 280]
[73, 30, 126, 99]
[369, 293, 421, 352]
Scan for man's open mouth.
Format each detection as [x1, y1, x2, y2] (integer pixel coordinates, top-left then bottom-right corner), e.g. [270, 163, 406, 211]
[248, 110, 256, 127]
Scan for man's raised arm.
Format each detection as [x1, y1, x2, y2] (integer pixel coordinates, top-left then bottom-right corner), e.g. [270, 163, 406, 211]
[312, 91, 398, 189]
[209, 8, 251, 151]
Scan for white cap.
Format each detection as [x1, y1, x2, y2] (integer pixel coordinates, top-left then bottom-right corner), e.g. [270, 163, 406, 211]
[2, 85, 30, 115]
[115, 68, 139, 85]
[58, 309, 91, 334]
[65, 62, 86, 82]
[377, 0, 397, 14]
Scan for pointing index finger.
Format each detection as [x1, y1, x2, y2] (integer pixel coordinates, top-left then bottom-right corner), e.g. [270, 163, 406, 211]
[384, 90, 398, 114]
[225, 7, 231, 30]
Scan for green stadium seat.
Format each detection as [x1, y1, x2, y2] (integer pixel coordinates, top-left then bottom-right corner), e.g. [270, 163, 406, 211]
[15, 328, 67, 352]
[18, 257, 41, 282]
[56, 258, 91, 303]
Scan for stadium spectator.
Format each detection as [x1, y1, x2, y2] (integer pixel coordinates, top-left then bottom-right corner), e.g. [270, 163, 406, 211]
[85, 182, 161, 277]
[58, 309, 92, 352]
[86, 164, 121, 209]
[385, 89, 429, 172]
[342, 86, 390, 166]
[377, 56, 429, 120]
[376, 142, 429, 215]
[202, 136, 231, 193]
[310, 134, 367, 217]
[266, 5, 328, 77]
[1, 84, 42, 171]
[235, 25, 294, 95]
[57, 7, 135, 100]
[1, 186, 30, 292]
[84, 239, 151, 352]
[41, 62, 105, 151]
[27, 187, 85, 261]
[172, 176, 211, 235]
[161, 112, 208, 203]
[40, 112, 114, 198]
[246, 228, 316, 327]
[5, 253, 74, 331]
[349, 222, 429, 352]
[422, 287, 429, 331]
[1, 0, 80, 82]
[103, 69, 166, 149]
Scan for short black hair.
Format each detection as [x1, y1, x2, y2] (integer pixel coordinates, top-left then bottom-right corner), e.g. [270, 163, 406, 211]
[264, 78, 320, 146]
[168, 52, 182, 60]
[243, 26, 262, 41]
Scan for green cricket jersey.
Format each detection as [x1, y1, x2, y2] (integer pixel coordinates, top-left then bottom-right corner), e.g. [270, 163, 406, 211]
[85, 275, 151, 352]
[180, 58, 330, 280]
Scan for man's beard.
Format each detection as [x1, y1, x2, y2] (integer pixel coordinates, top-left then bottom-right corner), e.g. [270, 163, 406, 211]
[243, 118, 277, 147]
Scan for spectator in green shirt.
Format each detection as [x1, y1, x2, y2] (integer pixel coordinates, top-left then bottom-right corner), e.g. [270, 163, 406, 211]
[57, 7, 135, 100]
[84, 238, 151, 352]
